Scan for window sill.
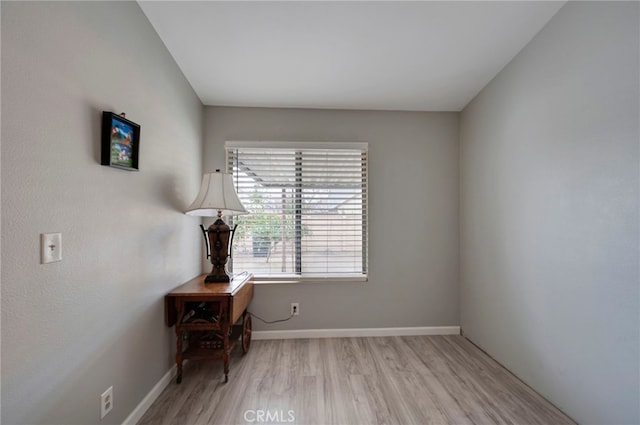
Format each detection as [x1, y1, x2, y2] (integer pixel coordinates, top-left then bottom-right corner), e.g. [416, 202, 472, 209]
[247, 275, 368, 285]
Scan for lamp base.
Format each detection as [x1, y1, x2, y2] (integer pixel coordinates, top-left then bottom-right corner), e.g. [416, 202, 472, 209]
[205, 217, 231, 284]
[204, 272, 230, 283]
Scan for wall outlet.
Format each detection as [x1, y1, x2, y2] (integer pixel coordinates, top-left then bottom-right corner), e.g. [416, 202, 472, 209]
[291, 302, 299, 316]
[100, 386, 113, 419]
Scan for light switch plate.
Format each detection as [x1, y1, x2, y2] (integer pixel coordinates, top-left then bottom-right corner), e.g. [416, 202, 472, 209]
[41, 233, 62, 264]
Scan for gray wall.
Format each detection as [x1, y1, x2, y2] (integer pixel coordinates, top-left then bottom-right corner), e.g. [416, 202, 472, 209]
[460, 2, 639, 424]
[1, 2, 203, 424]
[204, 107, 460, 331]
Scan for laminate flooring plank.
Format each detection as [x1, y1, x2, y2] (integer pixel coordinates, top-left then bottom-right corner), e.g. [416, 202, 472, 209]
[248, 339, 279, 380]
[299, 340, 328, 424]
[434, 337, 524, 412]
[404, 336, 507, 424]
[347, 374, 379, 425]
[380, 336, 466, 425]
[365, 337, 438, 425]
[337, 337, 377, 376]
[298, 338, 322, 378]
[299, 376, 321, 425]
[265, 340, 302, 424]
[213, 340, 281, 424]
[392, 337, 473, 424]
[444, 337, 538, 422]
[176, 362, 231, 425]
[247, 340, 281, 421]
[394, 337, 469, 425]
[137, 336, 576, 425]
[396, 369, 458, 425]
[432, 336, 533, 425]
[425, 337, 517, 425]
[169, 371, 215, 425]
[444, 336, 575, 424]
[170, 349, 250, 424]
[207, 351, 262, 425]
[136, 360, 205, 425]
[359, 372, 401, 425]
[319, 338, 361, 425]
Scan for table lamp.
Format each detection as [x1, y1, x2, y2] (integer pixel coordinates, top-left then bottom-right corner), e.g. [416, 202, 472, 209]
[186, 169, 247, 282]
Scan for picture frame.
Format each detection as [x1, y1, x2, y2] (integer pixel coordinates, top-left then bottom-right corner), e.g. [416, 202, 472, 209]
[101, 111, 140, 171]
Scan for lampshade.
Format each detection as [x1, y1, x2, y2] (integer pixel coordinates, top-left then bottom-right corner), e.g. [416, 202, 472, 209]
[185, 170, 247, 217]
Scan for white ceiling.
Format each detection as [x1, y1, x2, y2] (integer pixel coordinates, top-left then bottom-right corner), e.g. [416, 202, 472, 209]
[139, 1, 565, 112]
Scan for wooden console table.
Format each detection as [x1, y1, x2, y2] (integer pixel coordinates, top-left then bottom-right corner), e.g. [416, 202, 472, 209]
[165, 273, 253, 384]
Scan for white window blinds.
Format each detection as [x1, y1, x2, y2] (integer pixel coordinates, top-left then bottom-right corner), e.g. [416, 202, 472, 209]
[226, 141, 368, 282]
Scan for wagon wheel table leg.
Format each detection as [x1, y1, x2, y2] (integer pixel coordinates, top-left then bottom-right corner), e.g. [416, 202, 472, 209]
[242, 311, 252, 354]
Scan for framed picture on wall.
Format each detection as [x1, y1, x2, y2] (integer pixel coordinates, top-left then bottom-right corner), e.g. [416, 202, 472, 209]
[101, 111, 140, 171]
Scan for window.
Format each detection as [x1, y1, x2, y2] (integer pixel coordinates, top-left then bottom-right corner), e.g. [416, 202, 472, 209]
[226, 141, 368, 282]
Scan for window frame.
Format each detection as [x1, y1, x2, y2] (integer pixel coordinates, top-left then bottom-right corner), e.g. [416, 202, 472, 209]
[225, 141, 369, 284]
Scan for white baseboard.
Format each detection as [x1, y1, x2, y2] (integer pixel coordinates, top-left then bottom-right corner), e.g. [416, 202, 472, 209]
[122, 364, 177, 425]
[253, 326, 460, 340]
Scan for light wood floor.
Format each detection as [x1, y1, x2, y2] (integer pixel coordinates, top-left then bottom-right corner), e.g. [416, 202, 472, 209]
[137, 335, 575, 425]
